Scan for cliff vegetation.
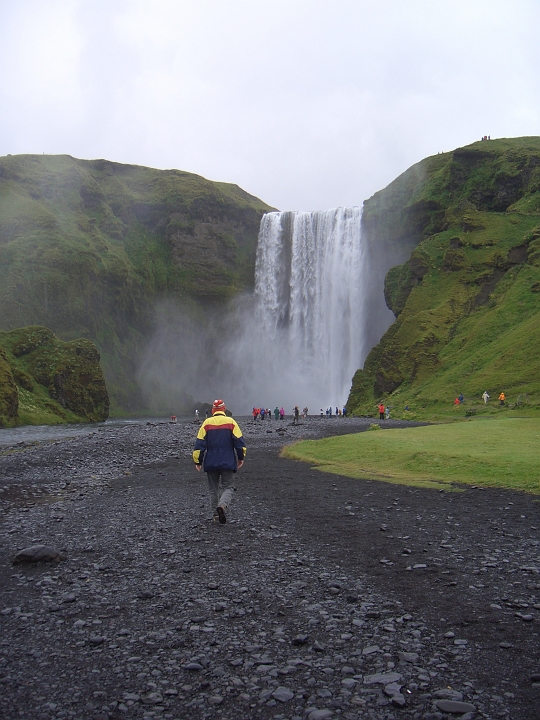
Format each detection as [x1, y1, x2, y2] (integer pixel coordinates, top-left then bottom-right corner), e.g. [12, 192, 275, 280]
[0, 326, 109, 427]
[347, 137, 540, 419]
[0, 155, 273, 413]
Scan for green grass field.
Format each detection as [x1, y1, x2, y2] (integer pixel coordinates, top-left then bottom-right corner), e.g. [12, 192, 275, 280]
[282, 418, 540, 493]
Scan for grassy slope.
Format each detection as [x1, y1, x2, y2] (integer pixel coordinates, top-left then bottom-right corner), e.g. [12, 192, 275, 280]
[283, 417, 540, 493]
[348, 137, 540, 420]
[0, 155, 273, 412]
[0, 326, 109, 427]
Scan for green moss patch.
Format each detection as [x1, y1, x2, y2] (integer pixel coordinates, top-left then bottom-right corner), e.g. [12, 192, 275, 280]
[0, 325, 109, 426]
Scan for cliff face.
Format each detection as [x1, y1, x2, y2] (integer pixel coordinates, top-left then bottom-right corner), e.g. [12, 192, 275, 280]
[347, 137, 540, 417]
[0, 326, 109, 426]
[0, 155, 273, 412]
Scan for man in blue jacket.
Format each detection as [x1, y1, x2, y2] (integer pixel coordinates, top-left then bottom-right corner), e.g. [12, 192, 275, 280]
[193, 399, 246, 524]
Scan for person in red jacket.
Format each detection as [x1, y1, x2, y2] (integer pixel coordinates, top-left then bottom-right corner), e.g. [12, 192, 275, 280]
[193, 399, 246, 524]
[378, 403, 385, 420]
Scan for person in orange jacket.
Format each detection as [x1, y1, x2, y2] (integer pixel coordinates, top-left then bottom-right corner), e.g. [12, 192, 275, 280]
[378, 402, 385, 420]
[499, 392, 506, 406]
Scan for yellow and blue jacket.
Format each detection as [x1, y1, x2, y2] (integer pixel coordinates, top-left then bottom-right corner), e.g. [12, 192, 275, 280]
[193, 412, 246, 472]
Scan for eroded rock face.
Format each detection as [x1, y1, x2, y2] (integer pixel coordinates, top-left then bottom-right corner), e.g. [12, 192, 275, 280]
[0, 326, 109, 424]
[0, 347, 18, 426]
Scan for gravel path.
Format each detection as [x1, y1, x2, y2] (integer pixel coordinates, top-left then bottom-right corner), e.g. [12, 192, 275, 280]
[0, 417, 539, 720]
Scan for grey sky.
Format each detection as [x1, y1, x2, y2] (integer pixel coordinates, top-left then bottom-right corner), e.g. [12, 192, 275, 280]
[1, 0, 539, 211]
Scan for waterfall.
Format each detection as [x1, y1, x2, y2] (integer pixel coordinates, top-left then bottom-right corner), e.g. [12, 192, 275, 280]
[253, 207, 366, 410]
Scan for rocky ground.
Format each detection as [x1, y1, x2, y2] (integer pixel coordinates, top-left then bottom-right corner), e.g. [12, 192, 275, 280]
[0, 416, 539, 720]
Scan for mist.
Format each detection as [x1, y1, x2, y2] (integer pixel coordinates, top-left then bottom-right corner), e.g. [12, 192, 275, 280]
[137, 207, 401, 416]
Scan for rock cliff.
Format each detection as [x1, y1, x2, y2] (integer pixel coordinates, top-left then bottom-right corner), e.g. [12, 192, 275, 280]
[348, 137, 540, 417]
[0, 326, 109, 426]
[0, 155, 273, 412]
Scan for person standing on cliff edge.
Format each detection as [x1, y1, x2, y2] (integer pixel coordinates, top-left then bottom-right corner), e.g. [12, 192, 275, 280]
[193, 399, 246, 524]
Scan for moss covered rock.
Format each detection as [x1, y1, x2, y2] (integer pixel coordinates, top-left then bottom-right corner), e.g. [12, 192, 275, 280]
[0, 348, 18, 426]
[0, 326, 109, 425]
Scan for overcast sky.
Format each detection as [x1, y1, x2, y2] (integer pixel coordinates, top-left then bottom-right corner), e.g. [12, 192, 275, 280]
[1, 0, 539, 211]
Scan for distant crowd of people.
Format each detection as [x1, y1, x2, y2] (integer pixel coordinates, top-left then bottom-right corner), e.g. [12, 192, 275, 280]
[249, 405, 348, 424]
[453, 391, 506, 406]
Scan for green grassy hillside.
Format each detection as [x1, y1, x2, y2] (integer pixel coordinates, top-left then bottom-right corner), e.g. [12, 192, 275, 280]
[0, 326, 109, 427]
[0, 155, 273, 413]
[348, 137, 540, 420]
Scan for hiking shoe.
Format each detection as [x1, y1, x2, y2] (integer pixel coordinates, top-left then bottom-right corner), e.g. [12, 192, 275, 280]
[216, 506, 226, 524]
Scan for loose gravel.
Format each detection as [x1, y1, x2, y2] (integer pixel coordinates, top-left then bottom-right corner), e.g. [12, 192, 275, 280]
[0, 417, 539, 720]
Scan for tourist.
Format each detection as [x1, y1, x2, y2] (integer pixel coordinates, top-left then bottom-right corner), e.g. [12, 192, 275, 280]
[458, 393, 464, 404]
[294, 406, 300, 424]
[193, 399, 246, 525]
[482, 391, 490, 404]
[195, 409, 199, 420]
[320, 408, 324, 418]
[280, 406, 285, 420]
[453, 398, 460, 406]
[378, 402, 385, 420]
[499, 391, 506, 406]
[260, 407, 266, 421]
[274, 406, 279, 420]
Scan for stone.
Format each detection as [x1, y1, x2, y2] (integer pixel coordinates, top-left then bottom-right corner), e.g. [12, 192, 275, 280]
[364, 672, 402, 685]
[398, 652, 418, 663]
[184, 662, 204, 671]
[141, 692, 163, 705]
[12, 545, 65, 564]
[391, 693, 406, 707]
[436, 699, 476, 714]
[272, 687, 294, 702]
[292, 634, 309, 646]
[433, 689, 463, 701]
[308, 710, 333, 720]
[87, 636, 105, 645]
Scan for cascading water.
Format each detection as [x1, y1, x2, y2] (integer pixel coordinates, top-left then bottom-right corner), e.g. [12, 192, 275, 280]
[253, 207, 366, 410]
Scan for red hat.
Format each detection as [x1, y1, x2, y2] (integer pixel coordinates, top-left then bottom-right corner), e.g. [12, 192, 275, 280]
[212, 399, 226, 414]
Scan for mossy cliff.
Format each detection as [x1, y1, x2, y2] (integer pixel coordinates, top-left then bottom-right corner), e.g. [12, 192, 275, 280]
[0, 326, 109, 427]
[0, 155, 272, 413]
[348, 137, 540, 419]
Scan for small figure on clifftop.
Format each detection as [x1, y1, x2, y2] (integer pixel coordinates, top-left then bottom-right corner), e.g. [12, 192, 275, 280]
[458, 393, 464, 404]
[193, 399, 246, 525]
[274, 406, 279, 420]
[499, 392, 506, 406]
[293, 406, 300, 425]
[482, 391, 490, 404]
[378, 402, 385, 420]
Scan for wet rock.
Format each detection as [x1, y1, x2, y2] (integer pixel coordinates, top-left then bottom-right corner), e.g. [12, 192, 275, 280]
[272, 686, 294, 702]
[436, 699, 476, 714]
[12, 544, 65, 564]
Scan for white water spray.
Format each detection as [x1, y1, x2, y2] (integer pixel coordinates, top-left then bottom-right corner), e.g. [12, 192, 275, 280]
[252, 207, 366, 410]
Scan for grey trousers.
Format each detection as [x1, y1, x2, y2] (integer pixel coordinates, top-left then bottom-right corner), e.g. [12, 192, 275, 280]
[206, 470, 235, 513]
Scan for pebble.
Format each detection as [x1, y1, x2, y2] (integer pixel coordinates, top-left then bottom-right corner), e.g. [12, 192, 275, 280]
[0, 416, 528, 720]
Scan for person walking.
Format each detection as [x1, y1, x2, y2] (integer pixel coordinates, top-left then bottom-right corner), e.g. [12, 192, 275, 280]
[279, 407, 285, 420]
[274, 406, 279, 420]
[378, 402, 385, 420]
[293, 406, 300, 424]
[482, 391, 490, 404]
[193, 399, 246, 525]
[499, 392, 506, 406]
